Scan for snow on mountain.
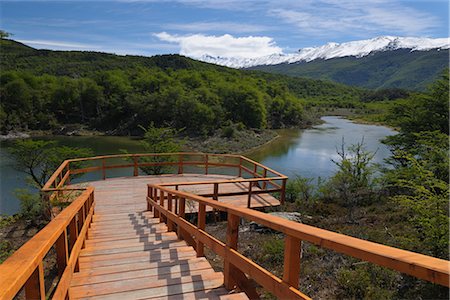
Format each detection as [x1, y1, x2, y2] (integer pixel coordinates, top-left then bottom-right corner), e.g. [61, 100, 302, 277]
[198, 36, 450, 69]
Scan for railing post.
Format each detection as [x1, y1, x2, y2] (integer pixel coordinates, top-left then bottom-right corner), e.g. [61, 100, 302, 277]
[69, 216, 79, 272]
[238, 157, 242, 177]
[213, 183, 219, 200]
[247, 182, 253, 208]
[224, 213, 240, 290]
[205, 154, 209, 175]
[133, 156, 138, 176]
[56, 229, 69, 277]
[24, 262, 45, 300]
[262, 169, 267, 189]
[253, 163, 257, 177]
[102, 158, 106, 180]
[159, 191, 166, 223]
[177, 197, 186, 238]
[178, 154, 183, 174]
[196, 203, 206, 257]
[66, 162, 71, 185]
[153, 189, 159, 218]
[167, 193, 174, 231]
[283, 235, 302, 289]
[147, 186, 153, 211]
[281, 178, 287, 205]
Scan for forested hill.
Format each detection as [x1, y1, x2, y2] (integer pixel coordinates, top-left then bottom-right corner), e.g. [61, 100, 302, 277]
[1, 39, 363, 135]
[248, 48, 449, 91]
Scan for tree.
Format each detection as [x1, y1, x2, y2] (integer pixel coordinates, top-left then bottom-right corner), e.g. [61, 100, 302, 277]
[9, 140, 93, 220]
[322, 138, 378, 220]
[9, 139, 93, 188]
[131, 124, 183, 175]
[0, 30, 11, 39]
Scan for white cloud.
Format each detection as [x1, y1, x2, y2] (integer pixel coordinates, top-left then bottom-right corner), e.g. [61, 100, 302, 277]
[154, 32, 282, 58]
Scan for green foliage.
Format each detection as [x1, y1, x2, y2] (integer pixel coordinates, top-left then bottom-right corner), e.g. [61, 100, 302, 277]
[136, 124, 183, 175]
[385, 69, 449, 135]
[261, 237, 284, 264]
[8, 139, 93, 188]
[14, 189, 45, 224]
[336, 264, 398, 299]
[285, 176, 315, 203]
[250, 48, 448, 91]
[322, 139, 378, 210]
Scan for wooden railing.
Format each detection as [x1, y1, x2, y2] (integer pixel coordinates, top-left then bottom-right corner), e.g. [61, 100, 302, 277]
[41, 152, 288, 206]
[0, 188, 95, 300]
[147, 184, 450, 300]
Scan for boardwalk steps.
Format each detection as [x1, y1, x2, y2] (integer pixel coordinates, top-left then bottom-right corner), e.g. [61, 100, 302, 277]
[70, 211, 248, 299]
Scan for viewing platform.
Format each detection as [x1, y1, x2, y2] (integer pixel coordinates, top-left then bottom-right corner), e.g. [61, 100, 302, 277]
[0, 153, 448, 300]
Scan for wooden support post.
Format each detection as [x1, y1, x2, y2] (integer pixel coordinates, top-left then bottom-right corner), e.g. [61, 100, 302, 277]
[153, 189, 159, 218]
[224, 213, 240, 290]
[133, 156, 138, 176]
[283, 235, 302, 289]
[178, 154, 183, 174]
[102, 158, 106, 180]
[68, 217, 79, 272]
[66, 163, 71, 185]
[247, 182, 253, 208]
[213, 183, 219, 200]
[167, 193, 174, 232]
[177, 197, 186, 238]
[253, 164, 257, 176]
[280, 178, 287, 205]
[24, 262, 45, 300]
[205, 154, 209, 175]
[238, 157, 242, 177]
[159, 191, 166, 223]
[262, 169, 267, 189]
[56, 229, 69, 277]
[196, 203, 206, 257]
[147, 186, 153, 212]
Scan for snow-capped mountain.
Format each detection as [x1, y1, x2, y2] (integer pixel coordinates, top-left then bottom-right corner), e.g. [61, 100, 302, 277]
[199, 36, 450, 69]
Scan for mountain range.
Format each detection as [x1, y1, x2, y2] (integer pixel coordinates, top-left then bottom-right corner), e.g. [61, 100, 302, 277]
[199, 36, 449, 90]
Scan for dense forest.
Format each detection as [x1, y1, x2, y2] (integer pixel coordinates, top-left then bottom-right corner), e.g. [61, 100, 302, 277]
[1, 39, 376, 135]
[249, 48, 449, 91]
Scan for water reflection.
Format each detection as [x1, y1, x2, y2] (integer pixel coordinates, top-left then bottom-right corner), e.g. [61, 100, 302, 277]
[247, 116, 396, 179]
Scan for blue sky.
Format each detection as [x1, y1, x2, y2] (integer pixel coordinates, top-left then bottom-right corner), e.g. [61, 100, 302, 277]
[1, 0, 448, 58]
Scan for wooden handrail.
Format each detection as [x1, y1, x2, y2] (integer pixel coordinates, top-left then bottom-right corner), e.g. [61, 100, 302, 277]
[147, 183, 450, 299]
[0, 188, 95, 299]
[40, 153, 288, 205]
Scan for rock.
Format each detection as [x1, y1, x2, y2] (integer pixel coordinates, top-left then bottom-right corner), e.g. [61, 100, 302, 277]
[0, 132, 30, 140]
[250, 212, 302, 232]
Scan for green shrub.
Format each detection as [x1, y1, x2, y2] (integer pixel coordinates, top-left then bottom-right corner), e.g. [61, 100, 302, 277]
[14, 189, 44, 224]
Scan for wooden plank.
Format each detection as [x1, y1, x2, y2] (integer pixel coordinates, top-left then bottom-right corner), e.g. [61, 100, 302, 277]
[80, 240, 188, 257]
[70, 271, 224, 299]
[73, 273, 224, 300]
[79, 247, 197, 268]
[71, 260, 213, 287]
[73, 257, 210, 279]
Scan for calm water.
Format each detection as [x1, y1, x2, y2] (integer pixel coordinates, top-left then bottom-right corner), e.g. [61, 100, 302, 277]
[246, 116, 396, 179]
[0, 116, 396, 215]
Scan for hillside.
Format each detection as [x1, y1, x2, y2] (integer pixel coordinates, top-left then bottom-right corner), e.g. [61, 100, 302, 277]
[0, 39, 363, 135]
[248, 48, 448, 90]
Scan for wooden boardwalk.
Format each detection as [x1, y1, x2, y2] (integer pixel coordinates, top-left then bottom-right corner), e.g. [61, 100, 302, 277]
[68, 174, 271, 299]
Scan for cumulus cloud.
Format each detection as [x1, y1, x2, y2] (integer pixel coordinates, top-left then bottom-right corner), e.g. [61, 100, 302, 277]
[154, 32, 282, 58]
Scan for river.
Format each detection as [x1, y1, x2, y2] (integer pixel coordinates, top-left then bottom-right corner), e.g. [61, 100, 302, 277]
[0, 116, 396, 215]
